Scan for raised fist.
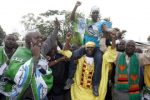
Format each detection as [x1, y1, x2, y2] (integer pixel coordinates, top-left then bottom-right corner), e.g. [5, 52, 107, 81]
[75, 1, 81, 7]
[54, 17, 60, 29]
[66, 32, 72, 41]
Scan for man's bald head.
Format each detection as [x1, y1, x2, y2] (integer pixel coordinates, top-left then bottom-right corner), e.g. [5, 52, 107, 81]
[126, 40, 135, 47]
[4, 34, 17, 49]
[25, 31, 42, 49]
[125, 40, 136, 56]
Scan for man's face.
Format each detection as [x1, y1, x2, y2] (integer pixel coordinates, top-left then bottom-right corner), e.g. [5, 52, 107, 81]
[91, 11, 99, 22]
[85, 47, 95, 56]
[31, 32, 43, 48]
[117, 41, 126, 52]
[5, 35, 17, 49]
[125, 41, 135, 56]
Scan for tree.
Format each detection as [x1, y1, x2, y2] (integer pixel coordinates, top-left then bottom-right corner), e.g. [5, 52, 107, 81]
[21, 13, 42, 31]
[21, 12, 55, 36]
[21, 10, 84, 44]
[147, 36, 150, 43]
[0, 26, 6, 46]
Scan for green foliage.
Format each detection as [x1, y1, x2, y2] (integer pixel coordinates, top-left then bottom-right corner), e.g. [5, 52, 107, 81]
[71, 32, 83, 46]
[0, 26, 6, 45]
[21, 10, 84, 44]
[21, 13, 42, 31]
[40, 10, 66, 17]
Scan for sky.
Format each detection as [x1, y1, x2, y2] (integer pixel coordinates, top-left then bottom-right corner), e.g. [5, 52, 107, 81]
[0, 0, 150, 42]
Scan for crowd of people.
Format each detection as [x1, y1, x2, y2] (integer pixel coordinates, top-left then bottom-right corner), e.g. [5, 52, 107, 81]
[0, 1, 150, 100]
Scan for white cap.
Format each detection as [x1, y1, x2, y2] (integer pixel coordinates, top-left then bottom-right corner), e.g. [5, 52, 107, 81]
[90, 5, 100, 13]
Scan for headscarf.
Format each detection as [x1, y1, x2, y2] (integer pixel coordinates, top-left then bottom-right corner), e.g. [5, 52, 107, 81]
[85, 41, 96, 48]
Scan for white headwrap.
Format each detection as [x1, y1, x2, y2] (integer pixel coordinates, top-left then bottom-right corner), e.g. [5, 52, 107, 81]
[90, 5, 100, 14]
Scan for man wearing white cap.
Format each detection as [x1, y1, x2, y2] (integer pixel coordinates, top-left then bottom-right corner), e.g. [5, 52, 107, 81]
[70, 1, 112, 47]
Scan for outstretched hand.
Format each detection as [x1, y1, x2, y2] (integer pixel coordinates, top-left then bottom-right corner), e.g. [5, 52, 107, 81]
[117, 29, 126, 39]
[112, 28, 126, 40]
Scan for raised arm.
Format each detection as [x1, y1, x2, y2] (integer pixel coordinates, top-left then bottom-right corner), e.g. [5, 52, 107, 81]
[63, 32, 86, 60]
[63, 32, 72, 50]
[110, 31, 117, 49]
[41, 18, 60, 56]
[70, 1, 81, 22]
